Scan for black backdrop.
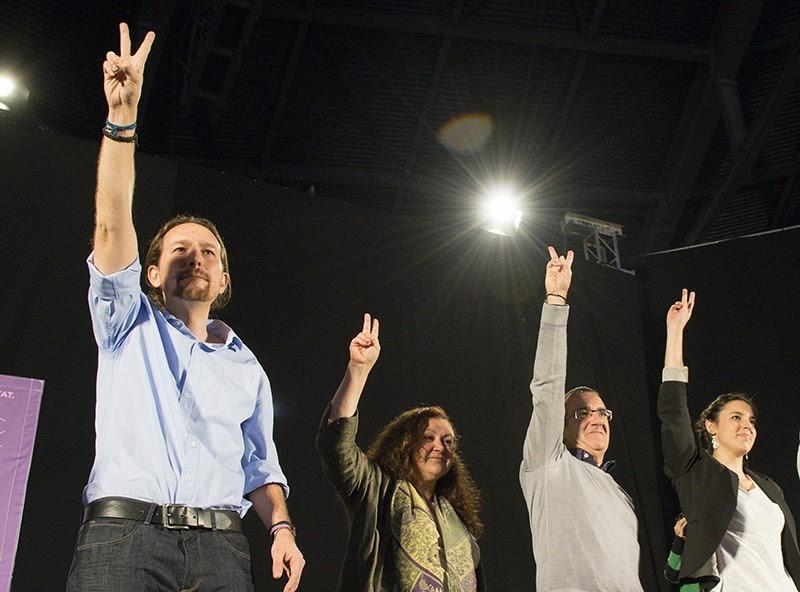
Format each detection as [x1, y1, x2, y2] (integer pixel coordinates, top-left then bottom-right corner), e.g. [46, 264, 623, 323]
[2, 117, 798, 591]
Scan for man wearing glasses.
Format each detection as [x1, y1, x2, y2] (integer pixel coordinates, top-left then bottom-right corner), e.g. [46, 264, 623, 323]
[519, 246, 643, 591]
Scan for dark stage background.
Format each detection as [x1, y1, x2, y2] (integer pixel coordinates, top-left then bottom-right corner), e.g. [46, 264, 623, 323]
[2, 118, 798, 590]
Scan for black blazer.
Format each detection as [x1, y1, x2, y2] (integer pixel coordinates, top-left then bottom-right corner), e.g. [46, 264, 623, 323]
[657, 380, 800, 582]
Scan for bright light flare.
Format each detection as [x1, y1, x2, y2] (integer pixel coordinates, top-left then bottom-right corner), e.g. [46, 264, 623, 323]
[437, 112, 494, 154]
[481, 187, 524, 236]
[0, 75, 14, 98]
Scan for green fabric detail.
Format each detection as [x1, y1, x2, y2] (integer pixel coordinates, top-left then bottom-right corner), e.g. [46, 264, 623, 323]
[680, 583, 700, 592]
[666, 550, 682, 570]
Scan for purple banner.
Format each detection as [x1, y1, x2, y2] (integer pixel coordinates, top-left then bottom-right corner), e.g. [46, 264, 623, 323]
[0, 375, 44, 592]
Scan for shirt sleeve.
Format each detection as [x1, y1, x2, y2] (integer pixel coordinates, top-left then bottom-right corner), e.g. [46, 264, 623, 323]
[657, 375, 699, 481]
[87, 253, 145, 352]
[241, 369, 289, 498]
[521, 303, 570, 471]
[664, 536, 684, 583]
[315, 403, 384, 506]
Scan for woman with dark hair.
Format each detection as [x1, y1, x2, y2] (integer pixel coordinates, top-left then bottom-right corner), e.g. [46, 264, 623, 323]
[316, 314, 485, 592]
[658, 289, 800, 591]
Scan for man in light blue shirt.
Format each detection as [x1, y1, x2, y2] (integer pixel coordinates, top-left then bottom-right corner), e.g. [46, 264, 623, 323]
[66, 23, 304, 592]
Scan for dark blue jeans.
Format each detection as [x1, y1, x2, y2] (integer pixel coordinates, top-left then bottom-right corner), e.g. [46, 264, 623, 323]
[65, 518, 255, 592]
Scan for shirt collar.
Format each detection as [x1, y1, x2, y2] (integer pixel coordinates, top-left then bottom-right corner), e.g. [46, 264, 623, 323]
[570, 447, 616, 473]
[161, 309, 243, 351]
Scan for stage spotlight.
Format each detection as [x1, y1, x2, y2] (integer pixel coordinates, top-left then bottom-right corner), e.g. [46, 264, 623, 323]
[0, 73, 30, 112]
[481, 186, 524, 236]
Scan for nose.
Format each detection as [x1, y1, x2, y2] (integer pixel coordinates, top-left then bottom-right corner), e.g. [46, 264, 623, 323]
[186, 247, 203, 266]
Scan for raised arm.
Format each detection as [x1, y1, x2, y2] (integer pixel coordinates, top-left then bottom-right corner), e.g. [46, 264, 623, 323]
[658, 289, 697, 479]
[317, 314, 384, 505]
[522, 247, 574, 470]
[329, 313, 381, 420]
[93, 23, 154, 274]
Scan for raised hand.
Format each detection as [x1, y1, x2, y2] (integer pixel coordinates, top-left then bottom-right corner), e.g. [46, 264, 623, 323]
[545, 246, 574, 301]
[666, 288, 695, 333]
[348, 313, 380, 371]
[102, 23, 155, 115]
[330, 314, 381, 420]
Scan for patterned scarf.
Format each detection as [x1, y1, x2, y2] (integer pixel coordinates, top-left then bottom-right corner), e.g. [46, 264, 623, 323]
[390, 481, 479, 592]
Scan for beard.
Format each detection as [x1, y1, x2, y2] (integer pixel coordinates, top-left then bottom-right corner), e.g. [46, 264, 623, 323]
[173, 275, 214, 303]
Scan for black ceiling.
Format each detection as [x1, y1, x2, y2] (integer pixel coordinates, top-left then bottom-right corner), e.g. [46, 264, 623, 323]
[4, 0, 800, 257]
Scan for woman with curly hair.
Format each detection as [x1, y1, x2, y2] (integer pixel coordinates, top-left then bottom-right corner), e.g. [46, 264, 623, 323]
[658, 289, 800, 591]
[316, 313, 485, 592]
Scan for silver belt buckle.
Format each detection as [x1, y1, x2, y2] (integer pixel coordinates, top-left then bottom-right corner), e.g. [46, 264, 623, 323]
[162, 504, 198, 529]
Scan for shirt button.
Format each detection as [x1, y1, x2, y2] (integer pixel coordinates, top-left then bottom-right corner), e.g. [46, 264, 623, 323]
[185, 393, 192, 399]
[190, 441, 198, 448]
[184, 475, 192, 482]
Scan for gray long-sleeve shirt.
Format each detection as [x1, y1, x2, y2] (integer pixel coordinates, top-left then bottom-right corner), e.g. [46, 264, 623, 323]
[519, 304, 643, 592]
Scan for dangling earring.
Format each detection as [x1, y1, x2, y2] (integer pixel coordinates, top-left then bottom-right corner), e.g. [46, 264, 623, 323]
[744, 452, 749, 461]
[711, 435, 719, 450]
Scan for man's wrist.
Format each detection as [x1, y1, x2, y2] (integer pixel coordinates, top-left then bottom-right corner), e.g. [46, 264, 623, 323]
[107, 108, 138, 134]
[270, 520, 296, 539]
[545, 292, 568, 305]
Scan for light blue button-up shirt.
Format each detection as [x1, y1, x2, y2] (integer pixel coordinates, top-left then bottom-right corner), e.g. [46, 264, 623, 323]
[84, 255, 287, 515]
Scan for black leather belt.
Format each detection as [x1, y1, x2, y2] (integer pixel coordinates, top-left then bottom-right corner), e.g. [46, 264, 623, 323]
[82, 497, 242, 532]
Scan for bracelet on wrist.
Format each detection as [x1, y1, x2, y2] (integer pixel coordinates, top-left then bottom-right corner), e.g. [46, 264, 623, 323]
[102, 127, 138, 145]
[545, 292, 567, 303]
[269, 520, 296, 538]
[102, 119, 138, 145]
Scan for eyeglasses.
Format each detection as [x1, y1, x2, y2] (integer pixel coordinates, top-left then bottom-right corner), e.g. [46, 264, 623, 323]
[567, 407, 613, 422]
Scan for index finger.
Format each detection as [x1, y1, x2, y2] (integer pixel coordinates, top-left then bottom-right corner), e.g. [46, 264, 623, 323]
[119, 22, 131, 57]
[134, 30, 156, 63]
[547, 245, 559, 261]
[361, 313, 371, 335]
[564, 249, 574, 267]
[688, 290, 696, 309]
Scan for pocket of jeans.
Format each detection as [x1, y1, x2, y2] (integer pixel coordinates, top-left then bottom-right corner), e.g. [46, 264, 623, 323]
[76, 518, 142, 550]
[218, 531, 251, 561]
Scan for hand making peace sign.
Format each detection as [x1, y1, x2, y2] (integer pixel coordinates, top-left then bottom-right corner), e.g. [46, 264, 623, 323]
[348, 313, 381, 372]
[666, 288, 695, 333]
[545, 245, 574, 301]
[102, 22, 155, 113]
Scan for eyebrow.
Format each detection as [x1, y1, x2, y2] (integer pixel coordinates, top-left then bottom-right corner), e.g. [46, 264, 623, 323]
[168, 239, 219, 250]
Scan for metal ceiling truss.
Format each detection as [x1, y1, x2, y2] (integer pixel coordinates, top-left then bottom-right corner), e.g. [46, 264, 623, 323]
[542, 0, 607, 155]
[262, 24, 414, 187]
[395, 0, 465, 209]
[637, 0, 765, 254]
[179, 0, 261, 124]
[685, 24, 800, 244]
[262, 5, 709, 63]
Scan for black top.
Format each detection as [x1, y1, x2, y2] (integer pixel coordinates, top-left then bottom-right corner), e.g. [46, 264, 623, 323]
[657, 380, 800, 582]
